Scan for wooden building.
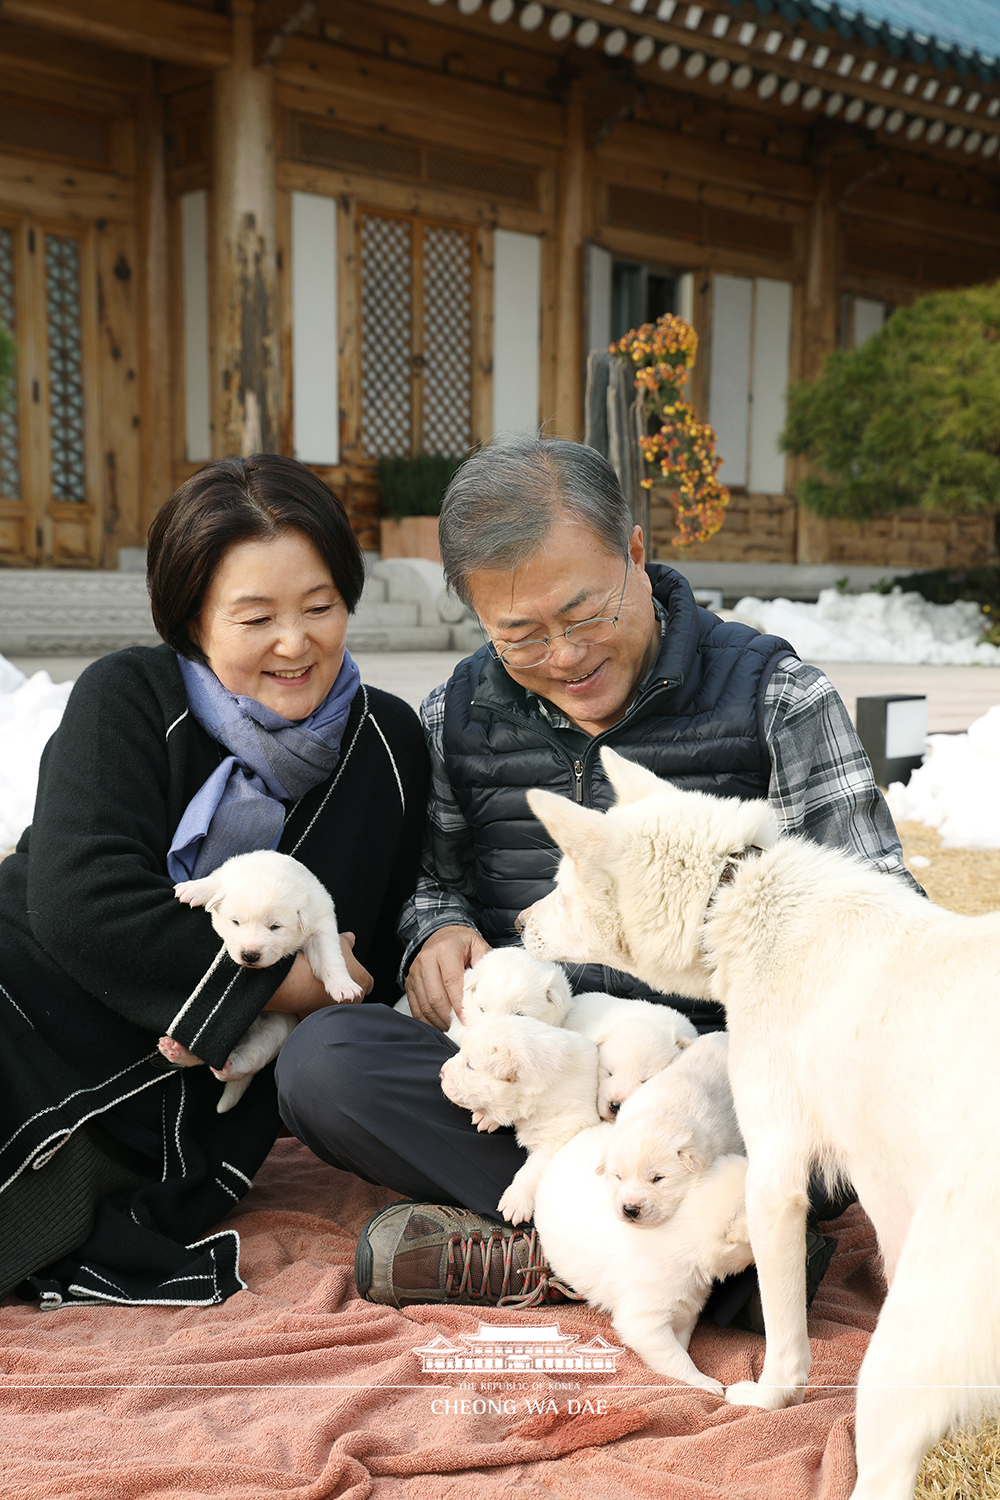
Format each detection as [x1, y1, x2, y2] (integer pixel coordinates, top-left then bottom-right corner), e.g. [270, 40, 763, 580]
[0, 0, 998, 572]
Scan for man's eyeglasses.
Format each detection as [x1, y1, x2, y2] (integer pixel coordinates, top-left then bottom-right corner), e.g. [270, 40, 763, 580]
[485, 557, 631, 671]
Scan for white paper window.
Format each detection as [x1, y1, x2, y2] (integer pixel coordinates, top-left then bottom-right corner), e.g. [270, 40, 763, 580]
[709, 273, 792, 494]
[493, 228, 540, 436]
[292, 192, 339, 465]
[853, 297, 887, 347]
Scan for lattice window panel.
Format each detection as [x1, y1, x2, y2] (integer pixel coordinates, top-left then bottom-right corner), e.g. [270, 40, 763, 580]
[0, 227, 19, 499]
[422, 225, 472, 457]
[361, 215, 414, 458]
[44, 234, 86, 503]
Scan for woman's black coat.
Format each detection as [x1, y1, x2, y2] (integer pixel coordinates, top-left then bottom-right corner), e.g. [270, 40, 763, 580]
[0, 645, 429, 1304]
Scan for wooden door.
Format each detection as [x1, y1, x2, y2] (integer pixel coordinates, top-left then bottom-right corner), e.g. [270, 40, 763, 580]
[0, 213, 102, 567]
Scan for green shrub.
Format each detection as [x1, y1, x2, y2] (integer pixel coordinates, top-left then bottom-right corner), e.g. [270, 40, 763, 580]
[782, 281, 1000, 533]
[376, 454, 463, 520]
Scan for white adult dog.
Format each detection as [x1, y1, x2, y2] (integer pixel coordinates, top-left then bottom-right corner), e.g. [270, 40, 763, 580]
[563, 991, 698, 1118]
[393, 946, 571, 1043]
[438, 1014, 599, 1226]
[601, 1032, 743, 1224]
[534, 1125, 753, 1392]
[161, 850, 362, 1111]
[519, 747, 1000, 1500]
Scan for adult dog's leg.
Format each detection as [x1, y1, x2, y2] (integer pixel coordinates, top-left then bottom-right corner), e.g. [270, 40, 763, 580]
[613, 1296, 723, 1395]
[849, 1149, 999, 1500]
[726, 1141, 812, 1411]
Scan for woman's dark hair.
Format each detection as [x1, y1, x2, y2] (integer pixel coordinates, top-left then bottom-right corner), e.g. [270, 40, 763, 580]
[147, 454, 364, 661]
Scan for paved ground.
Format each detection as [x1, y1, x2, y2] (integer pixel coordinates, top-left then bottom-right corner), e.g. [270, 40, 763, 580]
[8, 652, 1000, 733]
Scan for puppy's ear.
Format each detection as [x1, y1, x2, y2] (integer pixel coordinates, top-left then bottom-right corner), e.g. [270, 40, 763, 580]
[594, 1154, 607, 1177]
[526, 790, 621, 871]
[204, 888, 224, 914]
[599, 748, 673, 806]
[679, 1143, 707, 1174]
[675, 1036, 692, 1051]
[483, 1047, 518, 1084]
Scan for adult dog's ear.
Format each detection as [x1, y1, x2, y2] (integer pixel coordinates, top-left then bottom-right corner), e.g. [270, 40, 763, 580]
[600, 748, 674, 806]
[527, 789, 620, 870]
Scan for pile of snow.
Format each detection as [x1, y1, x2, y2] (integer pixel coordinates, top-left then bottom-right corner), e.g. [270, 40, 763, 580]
[0, 656, 73, 850]
[732, 588, 1000, 666]
[886, 705, 1000, 849]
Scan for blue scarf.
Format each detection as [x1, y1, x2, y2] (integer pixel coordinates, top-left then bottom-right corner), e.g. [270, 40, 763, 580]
[166, 652, 361, 882]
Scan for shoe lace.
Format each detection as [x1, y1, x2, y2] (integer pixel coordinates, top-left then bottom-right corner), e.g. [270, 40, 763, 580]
[443, 1227, 585, 1309]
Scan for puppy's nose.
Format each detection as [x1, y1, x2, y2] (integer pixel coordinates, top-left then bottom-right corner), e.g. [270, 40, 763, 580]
[240, 949, 261, 966]
[608, 1099, 622, 1116]
[622, 1202, 641, 1221]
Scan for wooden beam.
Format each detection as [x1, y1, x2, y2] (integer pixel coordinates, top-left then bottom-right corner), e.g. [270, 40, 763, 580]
[275, 35, 564, 148]
[552, 91, 588, 441]
[0, 0, 231, 69]
[213, 0, 280, 457]
[842, 180, 1000, 251]
[136, 61, 173, 531]
[0, 19, 142, 97]
[597, 121, 814, 204]
[795, 168, 838, 565]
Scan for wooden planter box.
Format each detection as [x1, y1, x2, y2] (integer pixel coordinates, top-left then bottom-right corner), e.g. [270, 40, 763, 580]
[379, 516, 441, 563]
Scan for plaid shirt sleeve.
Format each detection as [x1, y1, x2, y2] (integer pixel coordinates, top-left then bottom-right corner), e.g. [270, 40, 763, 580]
[763, 656, 923, 892]
[396, 681, 486, 980]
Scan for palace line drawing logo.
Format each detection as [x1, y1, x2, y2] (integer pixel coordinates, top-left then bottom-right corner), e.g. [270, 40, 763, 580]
[412, 1322, 623, 1374]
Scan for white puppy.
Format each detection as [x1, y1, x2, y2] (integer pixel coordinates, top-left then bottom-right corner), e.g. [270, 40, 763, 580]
[533, 1124, 753, 1392]
[163, 850, 362, 1111]
[564, 992, 698, 1119]
[601, 1032, 743, 1225]
[439, 1014, 599, 1225]
[393, 946, 571, 1043]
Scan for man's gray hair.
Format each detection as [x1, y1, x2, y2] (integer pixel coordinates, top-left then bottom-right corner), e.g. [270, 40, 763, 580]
[438, 435, 634, 609]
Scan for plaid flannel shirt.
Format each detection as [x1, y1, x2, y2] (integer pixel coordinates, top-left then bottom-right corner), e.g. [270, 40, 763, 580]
[397, 615, 920, 979]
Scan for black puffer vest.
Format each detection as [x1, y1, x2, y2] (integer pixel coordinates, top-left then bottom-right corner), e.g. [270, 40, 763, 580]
[442, 565, 795, 1017]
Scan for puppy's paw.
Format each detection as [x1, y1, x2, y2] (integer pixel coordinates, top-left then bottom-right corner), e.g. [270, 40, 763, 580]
[498, 1183, 534, 1225]
[724, 1380, 802, 1411]
[158, 1036, 203, 1067]
[471, 1110, 501, 1134]
[173, 878, 212, 908]
[325, 977, 365, 1004]
[209, 1054, 238, 1082]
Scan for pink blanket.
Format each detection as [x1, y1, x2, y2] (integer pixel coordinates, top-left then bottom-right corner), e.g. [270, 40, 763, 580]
[0, 1140, 881, 1499]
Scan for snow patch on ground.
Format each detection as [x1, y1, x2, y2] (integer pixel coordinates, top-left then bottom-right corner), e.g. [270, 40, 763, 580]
[886, 705, 1000, 849]
[731, 588, 1000, 666]
[0, 659, 73, 850]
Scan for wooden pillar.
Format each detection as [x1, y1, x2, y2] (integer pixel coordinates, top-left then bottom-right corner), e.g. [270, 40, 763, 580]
[212, 0, 279, 456]
[136, 61, 173, 528]
[553, 91, 588, 440]
[796, 169, 838, 564]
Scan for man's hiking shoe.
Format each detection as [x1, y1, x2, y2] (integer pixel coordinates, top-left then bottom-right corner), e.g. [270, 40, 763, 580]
[354, 1200, 584, 1309]
[728, 1229, 839, 1335]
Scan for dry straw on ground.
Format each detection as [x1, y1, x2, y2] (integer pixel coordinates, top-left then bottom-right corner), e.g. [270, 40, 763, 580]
[898, 823, 1000, 1500]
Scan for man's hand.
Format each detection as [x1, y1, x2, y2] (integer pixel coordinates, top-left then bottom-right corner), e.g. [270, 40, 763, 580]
[265, 934, 373, 1015]
[404, 925, 491, 1030]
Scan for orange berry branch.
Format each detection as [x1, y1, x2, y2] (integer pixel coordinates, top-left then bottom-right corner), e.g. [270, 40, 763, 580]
[611, 313, 729, 549]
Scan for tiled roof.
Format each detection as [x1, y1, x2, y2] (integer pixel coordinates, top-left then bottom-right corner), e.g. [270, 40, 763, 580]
[725, 2, 1000, 80]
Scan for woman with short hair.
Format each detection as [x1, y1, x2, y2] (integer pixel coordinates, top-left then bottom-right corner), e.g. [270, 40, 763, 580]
[0, 454, 429, 1306]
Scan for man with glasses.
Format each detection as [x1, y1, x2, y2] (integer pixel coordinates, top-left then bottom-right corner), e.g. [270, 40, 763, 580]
[276, 435, 918, 1312]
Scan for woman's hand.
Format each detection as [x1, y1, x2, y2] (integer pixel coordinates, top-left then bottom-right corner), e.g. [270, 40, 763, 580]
[403, 925, 492, 1030]
[264, 933, 372, 1015]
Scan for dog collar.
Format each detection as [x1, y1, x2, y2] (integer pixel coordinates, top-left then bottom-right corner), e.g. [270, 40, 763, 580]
[714, 845, 766, 892]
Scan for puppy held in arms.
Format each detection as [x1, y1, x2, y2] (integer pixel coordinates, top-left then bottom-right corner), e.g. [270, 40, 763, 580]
[439, 1015, 600, 1226]
[159, 850, 363, 1112]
